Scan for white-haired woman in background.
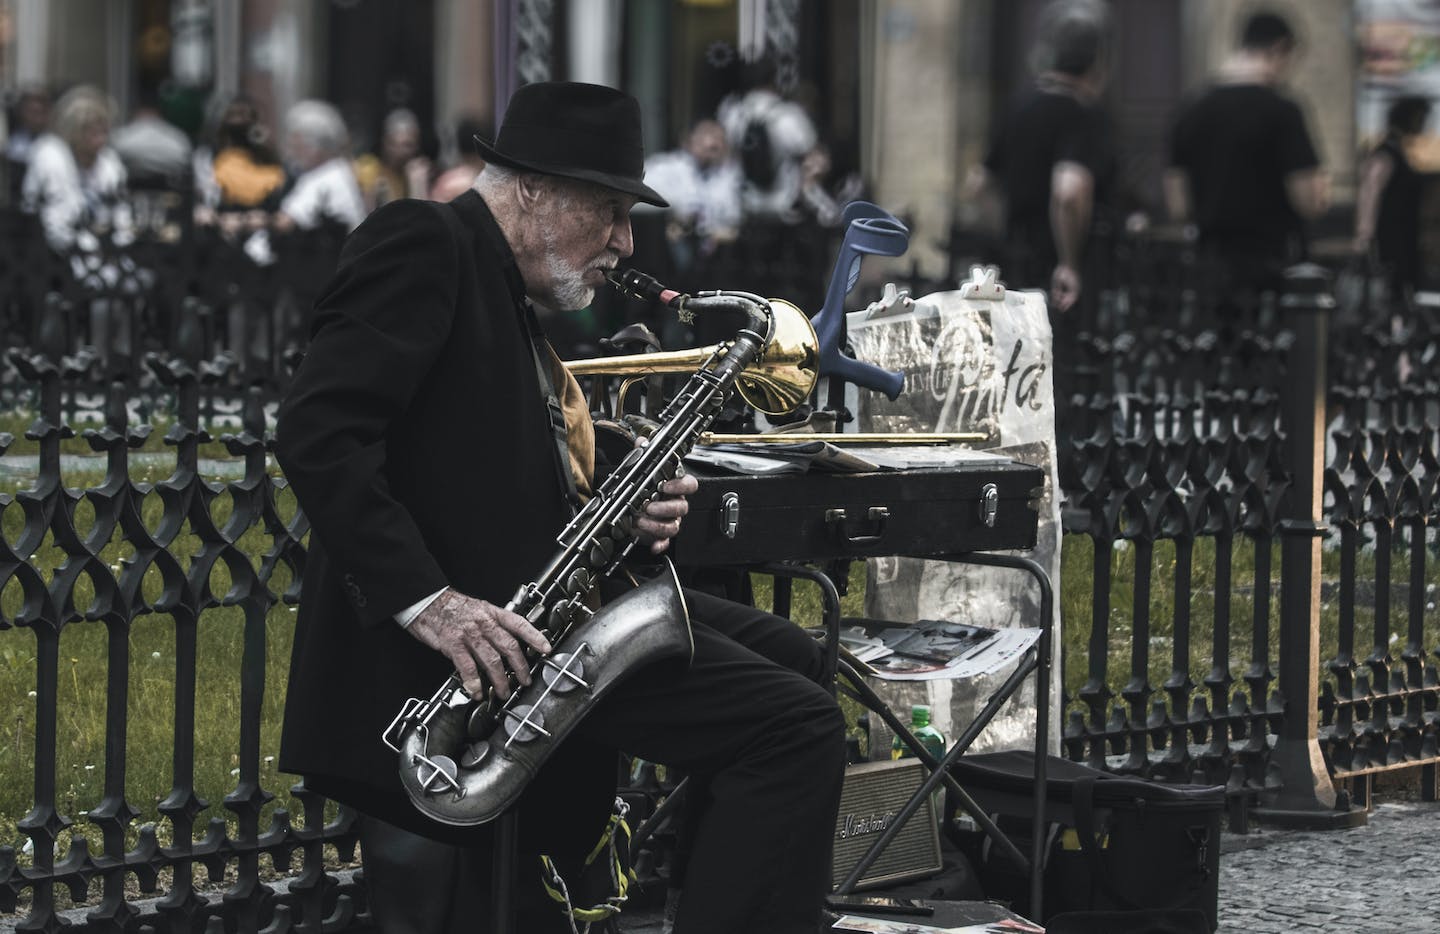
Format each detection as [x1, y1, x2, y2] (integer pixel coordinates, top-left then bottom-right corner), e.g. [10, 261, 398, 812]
[275, 99, 366, 233]
[20, 84, 145, 369]
[21, 84, 132, 250]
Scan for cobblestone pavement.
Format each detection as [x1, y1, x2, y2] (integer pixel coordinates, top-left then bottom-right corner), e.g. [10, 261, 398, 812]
[1216, 801, 1440, 934]
[619, 800, 1440, 933]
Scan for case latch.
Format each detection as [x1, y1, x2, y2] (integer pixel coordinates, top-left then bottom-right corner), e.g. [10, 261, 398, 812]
[722, 491, 740, 539]
[979, 483, 999, 528]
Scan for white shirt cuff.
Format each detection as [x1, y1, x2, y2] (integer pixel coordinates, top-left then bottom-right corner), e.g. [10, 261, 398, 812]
[395, 587, 447, 628]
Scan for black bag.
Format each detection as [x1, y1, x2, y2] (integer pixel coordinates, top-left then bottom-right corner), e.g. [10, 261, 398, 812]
[739, 113, 779, 189]
[948, 751, 1223, 932]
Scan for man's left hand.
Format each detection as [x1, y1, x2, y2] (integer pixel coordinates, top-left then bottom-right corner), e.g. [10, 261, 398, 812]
[635, 472, 699, 554]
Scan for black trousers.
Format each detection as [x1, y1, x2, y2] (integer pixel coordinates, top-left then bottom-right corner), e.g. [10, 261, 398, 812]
[360, 586, 847, 934]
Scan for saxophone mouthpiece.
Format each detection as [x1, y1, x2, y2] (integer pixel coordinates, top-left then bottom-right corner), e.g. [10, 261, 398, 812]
[607, 269, 686, 308]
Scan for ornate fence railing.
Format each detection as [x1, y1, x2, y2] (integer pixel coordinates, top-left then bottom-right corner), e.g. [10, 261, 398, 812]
[0, 328, 369, 932]
[1058, 254, 1440, 815]
[4, 221, 1440, 928]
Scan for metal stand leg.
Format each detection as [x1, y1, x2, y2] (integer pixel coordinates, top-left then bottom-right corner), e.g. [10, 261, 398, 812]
[833, 552, 1053, 920]
[760, 561, 842, 692]
[630, 775, 689, 856]
[958, 552, 1052, 920]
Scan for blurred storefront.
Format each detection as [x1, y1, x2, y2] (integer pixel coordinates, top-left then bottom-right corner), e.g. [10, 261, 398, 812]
[0, 0, 1363, 281]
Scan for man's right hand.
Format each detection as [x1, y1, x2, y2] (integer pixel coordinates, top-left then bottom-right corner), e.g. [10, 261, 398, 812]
[1050, 263, 1081, 313]
[405, 588, 552, 700]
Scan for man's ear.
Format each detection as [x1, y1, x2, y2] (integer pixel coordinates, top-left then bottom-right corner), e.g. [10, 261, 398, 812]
[515, 173, 546, 212]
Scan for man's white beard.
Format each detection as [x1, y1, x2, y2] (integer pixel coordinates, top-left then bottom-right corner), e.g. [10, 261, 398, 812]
[542, 228, 595, 311]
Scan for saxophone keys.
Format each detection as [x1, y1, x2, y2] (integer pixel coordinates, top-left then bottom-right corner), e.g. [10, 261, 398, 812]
[541, 652, 589, 693]
[467, 702, 498, 740]
[588, 537, 614, 566]
[563, 567, 592, 595]
[414, 754, 460, 795]
[459, 740, 491, 769]
[501, 704, 551, 745]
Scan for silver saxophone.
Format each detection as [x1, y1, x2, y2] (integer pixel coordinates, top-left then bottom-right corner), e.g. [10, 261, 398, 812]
[383, 270, 812, 826]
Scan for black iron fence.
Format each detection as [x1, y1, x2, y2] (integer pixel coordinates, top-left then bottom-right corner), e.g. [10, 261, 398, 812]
[0, 331, 364, 932]
[2, 220, 1439, 930]
[1058, 245, 1440, 817]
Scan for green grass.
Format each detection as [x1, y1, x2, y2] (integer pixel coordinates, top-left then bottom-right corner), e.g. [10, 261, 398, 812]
[5, 457, 1439, 866]
[1055, 531, 1440, 722]
[0, 465, 311, 866]
[0, 410, 243, 459]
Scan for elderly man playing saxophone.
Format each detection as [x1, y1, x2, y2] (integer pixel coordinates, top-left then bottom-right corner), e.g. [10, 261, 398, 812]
[274, 81, 845, 934]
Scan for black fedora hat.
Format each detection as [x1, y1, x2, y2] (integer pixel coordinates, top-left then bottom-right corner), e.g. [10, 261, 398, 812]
[475, 81, 668, 207]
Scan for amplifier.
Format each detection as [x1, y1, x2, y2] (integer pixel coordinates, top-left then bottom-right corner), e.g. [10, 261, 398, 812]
[831, 759, 943, 891]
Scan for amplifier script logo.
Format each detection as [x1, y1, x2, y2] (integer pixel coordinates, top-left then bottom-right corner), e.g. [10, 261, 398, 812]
[839, 809, 898, 839]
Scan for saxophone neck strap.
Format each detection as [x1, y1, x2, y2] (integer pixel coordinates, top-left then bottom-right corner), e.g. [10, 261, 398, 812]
[519, 299, 584, 517]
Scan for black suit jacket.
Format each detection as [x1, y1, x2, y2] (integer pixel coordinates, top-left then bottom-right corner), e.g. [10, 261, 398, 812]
[275, 191, 614, 854]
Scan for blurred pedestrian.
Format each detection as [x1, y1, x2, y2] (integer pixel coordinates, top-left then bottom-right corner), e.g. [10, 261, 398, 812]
[971, 0, 1113, 316]
[21, 84, 143, 370]
[792, 142, 864, 229]
[1354, 95, 1431, 301]
[643, 118, 743, 277]
[353, 107, 432, 212]
[193, 94, 286, 232]
[20, 84, 131, 251]
[635, 117, 745, 345]
[1165, 10, 1328, 296]
[111, 86, 193, 191]
[5, 84, 52, 202]
[274, 99, 365, 233]
[428, 114, 488, 202]
[717, 59, 818, 222]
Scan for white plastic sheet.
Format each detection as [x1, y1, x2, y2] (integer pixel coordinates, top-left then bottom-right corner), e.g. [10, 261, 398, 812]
[845, 279, 1062, 756]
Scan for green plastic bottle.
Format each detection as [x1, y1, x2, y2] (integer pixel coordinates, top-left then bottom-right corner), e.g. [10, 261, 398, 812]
[893, 704, 948, 819]
[891, 704, 947, 763]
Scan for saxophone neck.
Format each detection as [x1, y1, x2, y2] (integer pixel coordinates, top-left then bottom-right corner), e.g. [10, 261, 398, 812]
[689, 290, 773, 345]
[605, 269, 773, 345]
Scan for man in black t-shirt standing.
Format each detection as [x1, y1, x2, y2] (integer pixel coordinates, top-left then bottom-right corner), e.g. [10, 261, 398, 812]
[1165, 10, 1329, 295]
[976, 0, 1113, 317]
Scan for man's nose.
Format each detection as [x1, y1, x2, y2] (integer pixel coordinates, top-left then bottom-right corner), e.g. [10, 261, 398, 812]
[610, 218, 634, 258]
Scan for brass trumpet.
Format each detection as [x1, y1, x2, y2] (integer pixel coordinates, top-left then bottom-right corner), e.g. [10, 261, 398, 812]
[565, 297, 819, 415]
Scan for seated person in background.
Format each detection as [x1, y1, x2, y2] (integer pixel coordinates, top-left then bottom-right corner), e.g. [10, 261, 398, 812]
[274, 99, 366, 233]
[641, 118, 743, 284]
[791, 143, 864, 229]
[193, 94, 287, 234]
[21, 84, 131, 251]
[716, 59, 818, 223]
[353, 107, 432, 212]
[111, 87, 193, 191]
[428, 114, 488, 202]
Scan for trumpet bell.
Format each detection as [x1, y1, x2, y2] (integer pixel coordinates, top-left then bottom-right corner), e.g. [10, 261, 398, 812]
[565, 298, 819, 415]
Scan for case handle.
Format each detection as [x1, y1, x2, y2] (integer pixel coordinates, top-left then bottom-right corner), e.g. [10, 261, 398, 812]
[825, 506, 890, 545]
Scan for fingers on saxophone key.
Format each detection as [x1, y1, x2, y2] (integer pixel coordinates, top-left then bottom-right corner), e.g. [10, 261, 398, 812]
[501, 613, 553, 656]
[643, 495, 689, 521]
[452, 651, 485, 699]
[490, 628, 532, 689]
[655, 474, 697, 498]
